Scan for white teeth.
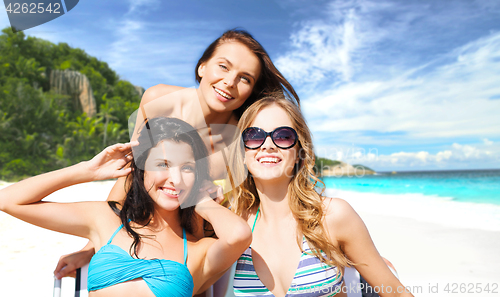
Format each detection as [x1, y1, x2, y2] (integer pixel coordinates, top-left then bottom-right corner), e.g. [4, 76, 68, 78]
[259, 157, 280, 163]
[214, 87, 233, 99]
[162, 188, 179, 195]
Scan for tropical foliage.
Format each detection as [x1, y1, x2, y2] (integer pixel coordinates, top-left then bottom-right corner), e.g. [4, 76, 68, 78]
[0, 28, 140, 181]
[313, 157, 375, 176]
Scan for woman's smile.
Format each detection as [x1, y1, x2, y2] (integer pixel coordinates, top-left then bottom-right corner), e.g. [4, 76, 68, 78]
[213, 86, 234, 101]
[256, 154, 282, 167]
[159, 186, 182, 199]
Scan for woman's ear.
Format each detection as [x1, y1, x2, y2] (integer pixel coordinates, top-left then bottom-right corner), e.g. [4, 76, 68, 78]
[198, 63, 206, 79]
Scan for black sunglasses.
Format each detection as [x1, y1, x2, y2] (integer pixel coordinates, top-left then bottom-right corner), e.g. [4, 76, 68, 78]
[242, 126, 298, 150]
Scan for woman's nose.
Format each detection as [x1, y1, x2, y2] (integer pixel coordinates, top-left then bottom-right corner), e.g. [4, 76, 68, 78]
[224, 73, 237, 88]
[260, 135, 276, 150]
[167, 167, 182, 185]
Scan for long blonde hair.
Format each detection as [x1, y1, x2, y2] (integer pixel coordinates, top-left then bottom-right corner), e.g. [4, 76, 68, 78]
[228, 92, 353, 268]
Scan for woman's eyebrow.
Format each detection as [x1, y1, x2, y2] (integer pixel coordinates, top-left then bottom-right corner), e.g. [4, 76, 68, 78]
[153, 158, 196, 164]
[220, 57, 233, 67]
[220, 57, 256, 81]
[153, 158, 169, 162]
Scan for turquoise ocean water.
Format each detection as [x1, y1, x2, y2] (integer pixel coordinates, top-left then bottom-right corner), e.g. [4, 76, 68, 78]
[321, 169, 500, 206]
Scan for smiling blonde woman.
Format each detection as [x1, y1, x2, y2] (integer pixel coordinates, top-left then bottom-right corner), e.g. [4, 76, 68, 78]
[228, 93, 414, 297]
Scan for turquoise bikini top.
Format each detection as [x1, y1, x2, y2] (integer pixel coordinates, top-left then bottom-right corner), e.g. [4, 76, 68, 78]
[88, 224, 194, 297]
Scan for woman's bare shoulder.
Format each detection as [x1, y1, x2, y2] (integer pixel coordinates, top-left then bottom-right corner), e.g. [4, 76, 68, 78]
[323, 197, 353, 214]
[322, 197, 359, 226]
[322, 196, 368, 243]
[141, 84, 188, 105]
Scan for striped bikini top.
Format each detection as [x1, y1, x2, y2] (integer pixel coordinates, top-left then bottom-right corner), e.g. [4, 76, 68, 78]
[233, 208, 344, 296]
[88, 224, 194, 297]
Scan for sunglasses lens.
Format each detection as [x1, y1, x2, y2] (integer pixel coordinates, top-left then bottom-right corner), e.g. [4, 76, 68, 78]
[273, 127, 297, 149]
[243, 128, 266, 149]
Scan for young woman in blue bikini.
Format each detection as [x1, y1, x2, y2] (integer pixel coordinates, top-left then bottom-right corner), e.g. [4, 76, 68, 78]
[0, 117, 252, 297]
[229, 94, 414, 297]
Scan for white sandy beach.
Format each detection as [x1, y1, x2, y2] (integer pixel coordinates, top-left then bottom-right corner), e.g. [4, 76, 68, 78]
[331, 189, 500, 297]
[0, 181, 499, 296]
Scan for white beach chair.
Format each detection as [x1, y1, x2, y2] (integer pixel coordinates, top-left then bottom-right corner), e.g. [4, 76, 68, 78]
[53, 263, 89, 297]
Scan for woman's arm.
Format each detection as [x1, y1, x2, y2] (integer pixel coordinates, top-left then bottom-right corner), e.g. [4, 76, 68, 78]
[195, 187, 252, 288]
[0, 143, 133, 239]
[325, 198, 414, 297]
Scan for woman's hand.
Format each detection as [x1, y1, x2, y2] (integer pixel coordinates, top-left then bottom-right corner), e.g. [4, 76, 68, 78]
[198, 180, 224, 204]
[54, 244, 95, 279]
[180, 180, 224, 210]
[84, 142, 136, 181]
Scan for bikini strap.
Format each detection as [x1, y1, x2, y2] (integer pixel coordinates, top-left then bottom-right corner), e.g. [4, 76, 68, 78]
[252, 207, 260, 233]
[107, 224, 124, 245]
[183, 228, 188, 265]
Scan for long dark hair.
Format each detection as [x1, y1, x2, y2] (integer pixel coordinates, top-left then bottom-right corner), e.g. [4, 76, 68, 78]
[195, 29, 300, 118]
[109, 117, 210, 257]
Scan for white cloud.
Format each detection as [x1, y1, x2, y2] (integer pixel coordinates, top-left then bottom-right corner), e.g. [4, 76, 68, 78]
[276, 0, 391, 84]
[339, 141, 500, 170]
[276, 0, 500, 148]
[484, 138, 493, 145]
[301, 31, 500, 143]
[127, 0, 160, 14]
[107, 19, 144, 69]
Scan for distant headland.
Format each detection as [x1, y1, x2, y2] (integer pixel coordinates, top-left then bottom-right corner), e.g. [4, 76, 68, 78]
[315, 156, 376, 177]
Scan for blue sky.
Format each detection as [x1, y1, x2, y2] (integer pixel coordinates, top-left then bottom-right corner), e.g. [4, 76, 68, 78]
[2, 0, 500, 171]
